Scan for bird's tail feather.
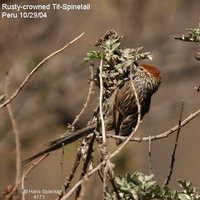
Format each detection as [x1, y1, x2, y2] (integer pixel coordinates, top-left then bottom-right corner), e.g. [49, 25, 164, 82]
[23, 124, 96, 165]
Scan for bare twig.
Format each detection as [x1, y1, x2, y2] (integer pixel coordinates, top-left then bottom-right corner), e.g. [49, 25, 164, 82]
[72, 65, 94, 127]
[110, 69, 141, 158]
[5, 72, 22, 184]
[99, 57, 108, 199]
[108, 172, 121, 200]
[61, 161, 105, 200]
[0, 32, 85, 109]
[99, 58, 106, 144]
[173, 36, 200, 42]
[98, 57, 116, 199]
[106, 108, 200, 142]
[75, 133, 96, 199]
[61, 154, 115, 200]
[57, 134, 96, 200]
[56, 148, 82, 200]
[61, 143, 65, 187]
[97, 168, 104, 183]
[148, 136, 153, 175]
[164, 101, 184, 186]
[103, 166, 108, 199]
[76, 186, 86, 200]
[102, 158, 115, 199]
[5, 154, 48, 200]
[21, 173, 25, 200]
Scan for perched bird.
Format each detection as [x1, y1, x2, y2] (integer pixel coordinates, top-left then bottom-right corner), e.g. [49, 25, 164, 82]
[23, 63, 161, 164]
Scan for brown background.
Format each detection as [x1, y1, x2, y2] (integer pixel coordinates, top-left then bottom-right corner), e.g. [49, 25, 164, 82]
[0, 0, 200, 199]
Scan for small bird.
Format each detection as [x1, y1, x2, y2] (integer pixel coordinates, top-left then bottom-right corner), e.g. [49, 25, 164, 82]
[23, 63, 161, 164]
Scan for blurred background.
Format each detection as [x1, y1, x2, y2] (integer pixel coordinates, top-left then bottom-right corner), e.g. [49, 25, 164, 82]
[0, 0, 199, 199]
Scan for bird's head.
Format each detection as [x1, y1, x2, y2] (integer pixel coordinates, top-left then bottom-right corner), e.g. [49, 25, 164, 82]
[139, 64, 161, 82]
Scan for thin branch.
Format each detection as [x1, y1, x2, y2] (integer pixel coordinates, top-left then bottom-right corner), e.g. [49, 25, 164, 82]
[103, 166, 108, 199]
[164, 101, 184, 186]
[108, 172, 121, 200]
[110, 69, 141, 158]
[106, 108, 200, 142]
[5, 72, 22, 184]
[148, 136, 153, 175]
[61, 143, 65, 188]
[99, 57, 107, 198]
[71, 65, 94, 127]
[57, 134, 96, 200]
[99, 58, 106, 144]
[102, 158, 115, 199]
[173, 36, 200, 42]
[76, 186, 86, 200]
[97, 168, 104, 183]
[0, 32, 85, 109]
[61, 161, 105, 200]
[99, 57, 115, 199]
[75, 133, 96, 199]
[61, 151, 114, 200]
[21, 173, 25, 200]
[5, 154, 48, 200]
[56, 148, 82, 200]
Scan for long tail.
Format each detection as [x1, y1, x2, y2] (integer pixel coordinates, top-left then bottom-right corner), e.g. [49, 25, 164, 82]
[23, 124, 96, 165]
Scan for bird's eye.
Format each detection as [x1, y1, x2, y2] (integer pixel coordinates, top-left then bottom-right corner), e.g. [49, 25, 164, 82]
[139, 67, 144, 71]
